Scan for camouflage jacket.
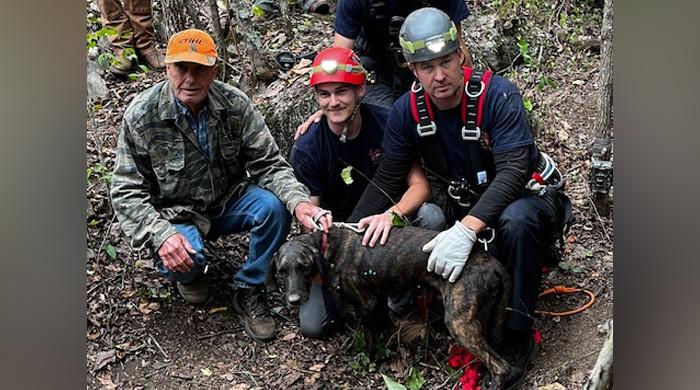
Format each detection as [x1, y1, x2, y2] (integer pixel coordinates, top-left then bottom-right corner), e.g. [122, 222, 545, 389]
[110, 79, 310, 251]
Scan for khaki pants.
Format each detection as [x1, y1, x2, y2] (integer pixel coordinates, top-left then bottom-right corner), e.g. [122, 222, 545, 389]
[97, 0, 155, 50]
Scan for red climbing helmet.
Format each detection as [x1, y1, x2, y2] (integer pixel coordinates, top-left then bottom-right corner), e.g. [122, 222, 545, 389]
[309, 47, 366, 87]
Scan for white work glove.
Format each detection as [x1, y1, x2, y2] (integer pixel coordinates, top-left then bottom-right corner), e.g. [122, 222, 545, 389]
[422, 221, 477, 283]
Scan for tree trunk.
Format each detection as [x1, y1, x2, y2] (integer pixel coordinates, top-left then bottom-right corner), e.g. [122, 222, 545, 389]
[159, 0, 191, 37]
[589, 0, 614, 216]
[584, 320, 613, 390]
[594, 0, 613, 140]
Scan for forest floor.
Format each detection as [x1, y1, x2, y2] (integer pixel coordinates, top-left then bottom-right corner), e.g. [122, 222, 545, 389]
[86, 1, 612, 389]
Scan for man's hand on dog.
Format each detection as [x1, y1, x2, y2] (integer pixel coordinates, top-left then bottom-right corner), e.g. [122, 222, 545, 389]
[422, 221, 477, 283]
[158, 233, 196, 273]
[357, 212, 394, 247]
[295, 201, 333, 233]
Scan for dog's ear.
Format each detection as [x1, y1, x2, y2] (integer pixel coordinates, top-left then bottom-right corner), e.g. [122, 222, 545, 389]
[308, 246, 321, 263]
[294, 245, 317, 270]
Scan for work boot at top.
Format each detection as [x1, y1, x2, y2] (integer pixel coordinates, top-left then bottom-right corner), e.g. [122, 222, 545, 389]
[139, 45, 165, 71]
[110, 48, 134, 75]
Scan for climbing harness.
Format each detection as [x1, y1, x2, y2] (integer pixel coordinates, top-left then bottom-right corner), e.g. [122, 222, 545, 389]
[410, 67, 495, 210]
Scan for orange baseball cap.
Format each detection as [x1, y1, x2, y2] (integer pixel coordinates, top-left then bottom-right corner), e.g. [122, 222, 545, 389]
[165, 29, 218, 66]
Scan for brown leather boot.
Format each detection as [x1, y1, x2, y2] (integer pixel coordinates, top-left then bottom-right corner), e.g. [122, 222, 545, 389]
[232, 287, 276, 341]
[139, 45, 165, 71]
[111, 48, 134, 75]
[176, 278, 210, 305]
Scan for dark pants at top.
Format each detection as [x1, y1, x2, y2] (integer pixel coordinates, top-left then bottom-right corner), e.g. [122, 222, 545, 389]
[491, 190, 568, 332]
[155, 184, 291, 289]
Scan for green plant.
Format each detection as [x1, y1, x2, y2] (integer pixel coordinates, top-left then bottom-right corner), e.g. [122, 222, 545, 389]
[558, 11, 569, 29]
[86, 17, 150, 80]
[536, 74, 557, 91]
[87, 162, 112, 185]
[380, 368, 425, 390]
[349, 352, 373, 372]
[405, 367, 426, 390]
[351, 329, 366, 352]
[517, 36, 534, 66]
[382, 374, 407, 390]
[104, 244, 117, 260]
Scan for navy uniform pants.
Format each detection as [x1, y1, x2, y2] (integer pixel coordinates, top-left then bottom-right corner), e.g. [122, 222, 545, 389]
[491, 190, 569, 332]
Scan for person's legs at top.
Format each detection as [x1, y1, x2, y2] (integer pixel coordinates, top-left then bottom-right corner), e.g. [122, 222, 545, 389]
[96, 0, 135, 74]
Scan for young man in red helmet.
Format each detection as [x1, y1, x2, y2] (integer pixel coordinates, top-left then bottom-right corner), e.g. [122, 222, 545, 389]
[289, 47, 445, 338]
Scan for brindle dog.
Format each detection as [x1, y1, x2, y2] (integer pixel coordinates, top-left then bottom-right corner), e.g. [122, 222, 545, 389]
[273, 226, 515, 389]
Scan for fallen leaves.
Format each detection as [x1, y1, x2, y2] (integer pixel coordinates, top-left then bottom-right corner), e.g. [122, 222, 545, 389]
[280, 332, 296, 341]
[138, 301, 160, 315]
[309, 363, 325, 372]
[539, 382, 566, 390]
[92, 350, 116, 372]
[96, 371, 118, 389]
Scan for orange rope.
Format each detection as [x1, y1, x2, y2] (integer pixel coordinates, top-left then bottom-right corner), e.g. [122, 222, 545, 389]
[535, 285, 596, 317]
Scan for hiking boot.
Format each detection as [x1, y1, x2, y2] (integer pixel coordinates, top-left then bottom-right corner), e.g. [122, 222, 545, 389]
[176, 278, 210, 305]
[139, 45, 165, 71]
[304, 0, 330, 14]
[110, 48, 134, 75]
[480, 331, 539, 390]
[232, 287, 276, 341]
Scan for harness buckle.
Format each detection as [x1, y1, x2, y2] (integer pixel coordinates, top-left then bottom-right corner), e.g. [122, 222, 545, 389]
[477, 227, 496, 251]
[417, 121, 437, 137]
[388, 16, 405, 37]
[410, 81, 423, 93]
[465, 80, 485, 98]
[461, 126, 481, 141]
[447, 178, 477, 208]
[310, 210, 330, 231]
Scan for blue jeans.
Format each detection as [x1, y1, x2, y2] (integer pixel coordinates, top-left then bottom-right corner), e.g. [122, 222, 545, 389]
[155, 184, 291, 287]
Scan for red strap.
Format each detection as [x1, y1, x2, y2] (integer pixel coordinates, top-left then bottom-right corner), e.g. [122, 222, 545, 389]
[477, 69, 492, 128]
[409, 87, 420, 123]
[460, 67, 474, 124]
[320, 232, 328, 256]
[409, 83, 436, 122]
[424, 91, 434, 119]
[460, 67, 492, 128]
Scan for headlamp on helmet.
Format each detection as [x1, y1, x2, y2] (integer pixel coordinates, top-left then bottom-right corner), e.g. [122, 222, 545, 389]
[399, 7, 461, 63]
[309, 47, 366, 86]
[399, 24, 458, 54]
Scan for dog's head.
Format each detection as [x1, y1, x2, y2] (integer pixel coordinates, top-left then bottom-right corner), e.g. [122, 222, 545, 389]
[272, 235, 322, 305]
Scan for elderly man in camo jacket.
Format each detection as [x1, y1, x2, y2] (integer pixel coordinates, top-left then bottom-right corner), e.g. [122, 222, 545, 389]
[110, 29, 332, 342]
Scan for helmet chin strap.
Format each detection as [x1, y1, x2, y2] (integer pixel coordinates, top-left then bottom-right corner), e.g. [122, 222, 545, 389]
[339, 98, 362, 143]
